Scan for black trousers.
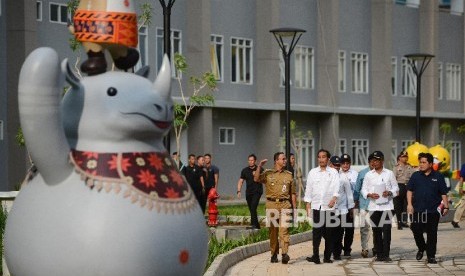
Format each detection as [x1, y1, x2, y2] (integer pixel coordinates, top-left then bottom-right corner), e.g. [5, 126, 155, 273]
[246, 192, 262, 228]
[370, 210, 394, 259]
[410, 212, 440, 259]
[394, 184, 407, 223]
[333, 213, 354, 257]
[202, 186, 214, 214]
[312, 210, 336, 260]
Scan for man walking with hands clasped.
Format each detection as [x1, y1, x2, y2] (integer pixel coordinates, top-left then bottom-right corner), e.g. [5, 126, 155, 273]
[407, 152, 449, 264]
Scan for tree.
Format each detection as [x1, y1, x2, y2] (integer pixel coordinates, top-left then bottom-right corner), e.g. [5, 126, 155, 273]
[279, 120, 313, 208]
[440, 122, 452, 148]
[172, 53, 216, 157]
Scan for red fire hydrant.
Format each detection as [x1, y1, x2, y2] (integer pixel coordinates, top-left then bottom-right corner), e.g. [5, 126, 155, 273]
[207, 188, 220, 227]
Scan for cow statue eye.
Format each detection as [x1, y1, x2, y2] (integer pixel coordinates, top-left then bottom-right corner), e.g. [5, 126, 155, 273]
[107, 87, 117, 96]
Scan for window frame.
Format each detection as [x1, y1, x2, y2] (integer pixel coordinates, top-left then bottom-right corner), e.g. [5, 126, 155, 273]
[351, 139, 369, 166]
[401, 57, 417, 97]
[450, 141, 461, 170]
[0, 120, 3, 140]
[391, 139, 398, 165]
[49, 2, 68, 24]
[391, 56, 397, 96]
[339, 138, 347, 155]
[294, 45, 314, 90]
[156, 28, 182, 78]
[230, 36, 253, 85]
[350, 52, 369, 94]
[135, 25, 148, 71]
[438, 62, 443, 99]
[338, 50, 347, 92]
[37, 1, 43, 21]
[446, 63, 461, 101]
[219, 127, 235, 145]
[298, 138, 315, 180]
[210, 34, 224, 82]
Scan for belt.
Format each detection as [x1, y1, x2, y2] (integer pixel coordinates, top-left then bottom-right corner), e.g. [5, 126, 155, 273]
[398, 183, 406, 185]
[267, 197, 289, 202]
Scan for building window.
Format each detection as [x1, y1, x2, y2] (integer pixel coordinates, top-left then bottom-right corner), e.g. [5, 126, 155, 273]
[219, 127, 235, 145]
[156, 28, 182, 77]
[401, 57, 416, 97]
[299, 138, 315, 179]
[135, 26, 148, 71]
[401, 140, 414, 151]
[446, 63, 461, 101]
[450, 141, 461, 170]
[392, 139, 398, 165]
[438, 62, 443, 99]
[294, 46, 314, 89]
[210, 35, 224, 82]
[37, 1, 42, 21]
[339, 139, 347, 155]
[391, 57, 397, 96]
[231, 37, 253, 84]
[351, 52, 369, 93]
[49, 2, 68, 24]
[0, 120, 3, 140]
[338, 51, 346, 92]
[351, 139, 369, 166]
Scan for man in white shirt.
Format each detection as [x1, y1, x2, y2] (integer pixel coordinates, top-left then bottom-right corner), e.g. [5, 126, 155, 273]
[361, 151, 399, 262]
[329, 155, 355, 260]
[304, 149, 340, 264]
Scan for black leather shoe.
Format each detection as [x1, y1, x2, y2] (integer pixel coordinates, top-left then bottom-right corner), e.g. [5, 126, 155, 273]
[270, 254, 278, 263]
[343, 251, 351, 257]
[323, 259, 333, 263]
[282, 254, 290, 264]
[452, 221, 460, 228]
[416, 250, 424, 260]
[306, 255, 321, 264]
[374, 256, 385, 262]
[397, 224, 403, 230]
[384, 257, 392, 263]
[427, 258, 437, 264]
[81, 50, 107, 76]
[114, 48, 140, 71]
[333, 255, 341, 260]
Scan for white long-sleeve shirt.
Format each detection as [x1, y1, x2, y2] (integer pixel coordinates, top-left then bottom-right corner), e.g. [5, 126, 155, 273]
[336, 171, 355, 215]
[304, 166, 340, 210]
[361, 167, 399, 211]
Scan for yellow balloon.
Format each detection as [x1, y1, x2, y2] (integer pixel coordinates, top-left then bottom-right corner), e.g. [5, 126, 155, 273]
[405, 142, 429, 167]
[429, 144, 450, 173]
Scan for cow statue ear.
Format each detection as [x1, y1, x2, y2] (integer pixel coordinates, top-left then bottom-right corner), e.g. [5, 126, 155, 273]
[62, 58, 81, 89]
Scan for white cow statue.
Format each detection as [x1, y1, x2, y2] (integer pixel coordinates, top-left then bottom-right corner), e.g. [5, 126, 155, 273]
[4, 47, 208, 276]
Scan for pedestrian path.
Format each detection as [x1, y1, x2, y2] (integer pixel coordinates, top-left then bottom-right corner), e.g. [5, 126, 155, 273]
[225, 223, 465, 275]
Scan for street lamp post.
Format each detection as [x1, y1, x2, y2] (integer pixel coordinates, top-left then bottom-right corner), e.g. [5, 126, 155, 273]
[404, 53, 434, 143]
[159, 0, 176, 153]
[159, 0, 176, 59]
[270, 27, 306, 171]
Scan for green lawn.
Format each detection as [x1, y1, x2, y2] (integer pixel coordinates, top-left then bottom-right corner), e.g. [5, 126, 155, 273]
[215, 203, 266, 216]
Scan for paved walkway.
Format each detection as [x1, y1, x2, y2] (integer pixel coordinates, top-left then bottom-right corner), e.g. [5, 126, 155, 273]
[226, 223, 465, 275]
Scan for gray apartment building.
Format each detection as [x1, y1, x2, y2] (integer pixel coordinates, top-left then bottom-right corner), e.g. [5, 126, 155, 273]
[1, 0, 465, 196]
